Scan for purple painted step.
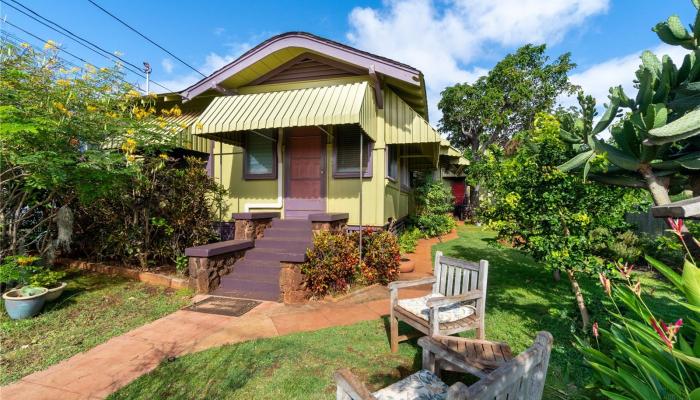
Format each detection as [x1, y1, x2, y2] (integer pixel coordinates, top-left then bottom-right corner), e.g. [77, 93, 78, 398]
[271, 218, 312, 229]
[245, 248, 307, 263]
[212, 288, 280, 302]
[217, 278, 280, 294]
[263, 228, 313, 239]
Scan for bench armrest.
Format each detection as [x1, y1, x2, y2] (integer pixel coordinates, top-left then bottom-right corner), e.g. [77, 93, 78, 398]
[387, 277, 436, 290]
[425, 290, 483, 308]
[334, 369, 376, 400]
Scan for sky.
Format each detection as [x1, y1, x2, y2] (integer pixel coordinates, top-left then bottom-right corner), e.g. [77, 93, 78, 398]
[1, 0, 697, 122]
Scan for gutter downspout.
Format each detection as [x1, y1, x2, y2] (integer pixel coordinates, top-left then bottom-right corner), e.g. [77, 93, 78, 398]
[359, 132, 363, 265]
[244, 128, 284, 212]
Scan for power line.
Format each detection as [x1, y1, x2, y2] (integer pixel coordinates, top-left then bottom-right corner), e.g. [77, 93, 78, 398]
[86, 0, 206, 78]
[2, 30, 143, 91]
[2, 1, 176, 93]
[1, 21, 143, 90]
[4, 1, 146, 77]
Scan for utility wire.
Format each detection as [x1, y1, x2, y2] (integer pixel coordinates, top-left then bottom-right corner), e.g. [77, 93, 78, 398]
[1, 21, 143, 90]
[2, 1, 176, 92]
[86, 0, 206, 77]
[2, 30, 144, 91]
[4, 1, 146, 77]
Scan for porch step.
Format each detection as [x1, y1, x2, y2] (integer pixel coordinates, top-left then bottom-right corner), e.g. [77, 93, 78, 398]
[212, 217, 314, 301]
[245, 248, 308, 263]
[271, 218, 312, 229]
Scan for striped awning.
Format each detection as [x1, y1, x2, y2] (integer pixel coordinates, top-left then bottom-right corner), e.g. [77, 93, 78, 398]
[163, 111, 210, 153]
[193, 82, 377, 142]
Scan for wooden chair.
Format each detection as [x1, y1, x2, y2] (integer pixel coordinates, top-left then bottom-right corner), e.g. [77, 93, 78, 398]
[388, 251, 488, 352]
[334, 331, 553, 400]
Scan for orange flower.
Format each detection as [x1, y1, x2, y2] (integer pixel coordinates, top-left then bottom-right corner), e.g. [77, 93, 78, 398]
[598, 273, 611, 296]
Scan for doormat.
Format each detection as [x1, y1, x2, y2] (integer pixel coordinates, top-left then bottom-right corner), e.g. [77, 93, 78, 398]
[185, 297, 261, 317]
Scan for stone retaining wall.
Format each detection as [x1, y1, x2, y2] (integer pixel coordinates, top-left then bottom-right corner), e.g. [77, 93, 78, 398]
[232, 212, 279, 242]
[279, 262, 308, 304]
[58, 259, 189, 290]
[188, 252, 244, 293]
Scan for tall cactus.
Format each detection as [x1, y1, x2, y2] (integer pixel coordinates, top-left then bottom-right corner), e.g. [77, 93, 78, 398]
[559, 0, 700, 205]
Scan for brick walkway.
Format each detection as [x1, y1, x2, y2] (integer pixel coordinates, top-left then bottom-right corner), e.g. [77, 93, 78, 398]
[1, 228, 459, 400]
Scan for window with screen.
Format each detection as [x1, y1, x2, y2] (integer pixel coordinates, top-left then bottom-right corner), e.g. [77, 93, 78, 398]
[400, 159, 411, 191]
[334, 125, 372, 178]
[244, 130, 277, 179]
[387, 145, 398, 181]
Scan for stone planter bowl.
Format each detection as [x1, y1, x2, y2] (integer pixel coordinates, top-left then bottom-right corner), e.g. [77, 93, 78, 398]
[3, 287, 48, 320]
[44, 282, 67, 302]
[399, 258, 415, 273]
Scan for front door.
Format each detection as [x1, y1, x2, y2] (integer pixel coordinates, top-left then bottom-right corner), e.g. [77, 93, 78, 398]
[285, 127, 326, 219]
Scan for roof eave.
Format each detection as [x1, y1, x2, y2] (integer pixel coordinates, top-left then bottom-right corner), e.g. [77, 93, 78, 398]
[180, 32, 424, 103]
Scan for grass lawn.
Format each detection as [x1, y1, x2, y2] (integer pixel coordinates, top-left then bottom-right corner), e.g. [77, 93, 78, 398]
[0, 270, 192, 385]
[110, 225, 682, 399]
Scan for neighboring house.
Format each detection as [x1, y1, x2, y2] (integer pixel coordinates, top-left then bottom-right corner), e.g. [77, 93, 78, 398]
[161, 32, 466, 228]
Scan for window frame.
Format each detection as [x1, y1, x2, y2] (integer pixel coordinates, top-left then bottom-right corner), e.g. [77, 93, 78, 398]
[242, 131, 278, 180]
[400, 159, 412, 192]
[332, 129, 373, 179]
[386, 145, 398, 182]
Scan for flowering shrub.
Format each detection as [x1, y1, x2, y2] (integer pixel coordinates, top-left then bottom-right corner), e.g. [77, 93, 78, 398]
[355, 230, 400, 285]
[577, 219, 699, 399]
[301, 231, 359, 296]
[302, 229, 401, 297]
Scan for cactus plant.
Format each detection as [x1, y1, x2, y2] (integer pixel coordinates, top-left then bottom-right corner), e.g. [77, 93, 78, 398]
[559, 1, 700, 206]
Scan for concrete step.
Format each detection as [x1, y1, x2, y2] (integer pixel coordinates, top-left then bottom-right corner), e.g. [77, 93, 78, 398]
[212, 287, 280, 302]
[271, 218, 312, 229]
[221, 270, 279, 284]
[263, 228, 314, 239]
[245, 248, 307, 263]
[254, 238, 311, 252]
[216, 278, 280, 298]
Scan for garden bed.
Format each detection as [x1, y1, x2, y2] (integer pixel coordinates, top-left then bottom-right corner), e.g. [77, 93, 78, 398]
[0, 269, 192, 385]
[57, 258, 190, 290]
[109, 224, 682, 399]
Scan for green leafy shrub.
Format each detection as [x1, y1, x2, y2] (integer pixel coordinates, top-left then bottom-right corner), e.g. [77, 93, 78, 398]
[640, 234, 685, 268]
[301, 232, 359, 296]
[72, 157, 226, 268]
[29, 269, 66, 288]
[398, 227, 422, 254]
[0, 256, 42, 286]
[175, 255, 189, 276]
[577, 222, 699, 399]
[413, 180, 457, 237]
[356, 230, 400, 285]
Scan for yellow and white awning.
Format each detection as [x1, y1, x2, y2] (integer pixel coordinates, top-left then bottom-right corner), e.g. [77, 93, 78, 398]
[193, 82, 377, 142]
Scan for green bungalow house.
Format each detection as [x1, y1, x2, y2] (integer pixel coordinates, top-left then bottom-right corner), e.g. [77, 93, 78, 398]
[167, 32, 465, 301]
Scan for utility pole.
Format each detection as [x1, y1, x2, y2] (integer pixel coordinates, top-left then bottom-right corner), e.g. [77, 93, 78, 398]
[143, 61, 151, 93]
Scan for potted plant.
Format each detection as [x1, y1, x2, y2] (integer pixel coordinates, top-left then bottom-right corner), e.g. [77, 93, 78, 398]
[3, 286, 49, 320]
[30, 269, 67, 301]
[1, 256, 49, 319]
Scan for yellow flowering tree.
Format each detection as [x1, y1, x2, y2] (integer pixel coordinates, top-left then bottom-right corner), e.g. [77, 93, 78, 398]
[478, 112, 647, 328]
[0, 40, 174, 258]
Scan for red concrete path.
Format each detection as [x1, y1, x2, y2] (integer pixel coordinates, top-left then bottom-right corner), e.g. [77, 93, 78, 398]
[1, 228, 459, 400]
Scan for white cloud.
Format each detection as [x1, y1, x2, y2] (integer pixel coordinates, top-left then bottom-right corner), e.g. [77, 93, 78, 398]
[213, 27, 226, 36]
[564, 44, 689, 110]
[161, 58, 174, 74]
[346, 0, 609, 121]
[155, 42, 251, 93]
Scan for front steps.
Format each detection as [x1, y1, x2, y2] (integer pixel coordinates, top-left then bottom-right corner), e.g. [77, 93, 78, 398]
[213, 218, 312, 301]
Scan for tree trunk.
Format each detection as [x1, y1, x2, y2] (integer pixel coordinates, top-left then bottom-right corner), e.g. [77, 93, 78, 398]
[566, 269, 590, 330]
[640, 165, 700, 258]
[553, 269, 561, 282]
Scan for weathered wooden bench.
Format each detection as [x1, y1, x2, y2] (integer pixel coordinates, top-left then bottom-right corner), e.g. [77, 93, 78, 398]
[388, 251, 488, 352]
[334, 331, 553, 400]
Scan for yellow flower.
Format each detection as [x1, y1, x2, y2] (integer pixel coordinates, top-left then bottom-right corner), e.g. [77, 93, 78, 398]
[85, 64, 97, 73]
[53, 102, 71, 116]
[43, 40, 57, 50]
[126, 154, 136, 162]
[572, 212, 591, 226]
[195, 122, 203, 131]
[504, 192, 521, 208]
[99, 67, 109, 72]
[126, 128, 135, 136]
[20, 42, 31, 49]
[121, 138, 137, 154]
[168, 106, 182, 117]
[159, 153, 168, 160]
[86, 105, 97, 112]
[56, 79, 71, 86]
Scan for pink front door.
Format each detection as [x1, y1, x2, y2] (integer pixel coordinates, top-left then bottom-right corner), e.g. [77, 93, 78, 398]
[285, 127, 326, 219]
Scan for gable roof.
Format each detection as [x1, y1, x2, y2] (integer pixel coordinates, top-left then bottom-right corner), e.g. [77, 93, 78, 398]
[179, 32, 429, 119]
